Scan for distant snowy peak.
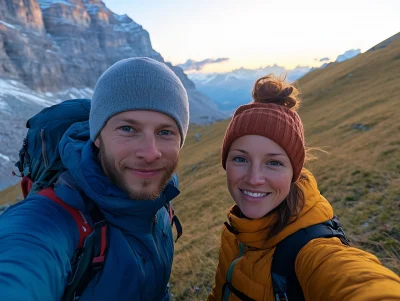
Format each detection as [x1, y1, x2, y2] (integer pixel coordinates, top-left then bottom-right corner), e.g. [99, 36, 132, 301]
[230, 65, 287, 80]
[335, 49, 361, 63]
[190, 47, 362, 88]
[189, 64, 311, 87]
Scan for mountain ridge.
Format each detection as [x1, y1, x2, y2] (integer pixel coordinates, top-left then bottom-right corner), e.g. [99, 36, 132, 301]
[0, 0, 227, 189]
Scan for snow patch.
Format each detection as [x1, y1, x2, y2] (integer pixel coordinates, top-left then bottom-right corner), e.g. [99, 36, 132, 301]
[38, 0, 73, 9]
[84, 87, 93, 94]
[0, 20, 17, 29]
[0, 153, 10, 162]
[0, 79, 57, 107]
[114, 14, 131, 22]
[0, 100, 12, 114]
[113, 22, 141, 32]
[84, 3, 101, 14]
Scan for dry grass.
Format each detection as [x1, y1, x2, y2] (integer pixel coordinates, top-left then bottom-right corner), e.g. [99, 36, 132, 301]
[1, 37, 399, 300]
[0, 182, 22, 205]
[169, 38, 400, 299]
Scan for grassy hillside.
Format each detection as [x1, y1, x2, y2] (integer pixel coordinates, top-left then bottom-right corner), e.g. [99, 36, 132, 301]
[1, 35, 399, 300]
[168, 36, 400, 299]
[0, 182, 22, 206]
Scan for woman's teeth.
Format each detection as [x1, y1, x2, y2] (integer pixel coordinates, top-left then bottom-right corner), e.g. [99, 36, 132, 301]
[242, 190, 267, 198]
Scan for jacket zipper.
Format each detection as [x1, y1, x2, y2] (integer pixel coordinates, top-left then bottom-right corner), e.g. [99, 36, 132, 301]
[40, 129, 49, 167]
[138, 253, 146, 301]
[152, 215, 167, 298]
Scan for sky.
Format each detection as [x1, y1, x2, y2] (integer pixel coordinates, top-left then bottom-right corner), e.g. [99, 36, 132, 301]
[102, 0, 399, 73]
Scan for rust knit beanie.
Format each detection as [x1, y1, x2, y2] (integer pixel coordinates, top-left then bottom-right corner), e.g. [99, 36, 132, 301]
[221, 102, 305, 182]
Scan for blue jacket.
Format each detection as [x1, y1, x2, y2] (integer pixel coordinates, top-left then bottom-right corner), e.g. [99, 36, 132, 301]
[0, 122, 179, 301]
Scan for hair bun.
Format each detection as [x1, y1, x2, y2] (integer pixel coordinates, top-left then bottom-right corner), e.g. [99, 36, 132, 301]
[252, 74, 300, 110]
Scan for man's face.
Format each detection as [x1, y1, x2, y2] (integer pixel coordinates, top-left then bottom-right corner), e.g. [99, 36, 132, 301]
[95, 110, 181, 200]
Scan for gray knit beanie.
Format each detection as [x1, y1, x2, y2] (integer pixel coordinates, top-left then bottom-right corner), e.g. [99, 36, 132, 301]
[89, 57, 189, 146]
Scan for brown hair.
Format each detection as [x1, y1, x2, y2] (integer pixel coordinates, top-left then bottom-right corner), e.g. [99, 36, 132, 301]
[251, 74, 306, 239]
[267, 173, 307, 239]
[252, 74, 300, 110]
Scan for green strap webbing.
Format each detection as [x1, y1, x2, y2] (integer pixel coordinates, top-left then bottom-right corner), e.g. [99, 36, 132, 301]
[222, 243, 245, 301]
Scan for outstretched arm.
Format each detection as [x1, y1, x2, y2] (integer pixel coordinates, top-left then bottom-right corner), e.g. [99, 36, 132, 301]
[296, 237, 400, 301]
[0, 197, 79, 301]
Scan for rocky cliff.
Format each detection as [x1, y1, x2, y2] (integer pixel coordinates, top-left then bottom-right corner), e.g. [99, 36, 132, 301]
[0, 0, 227, 189]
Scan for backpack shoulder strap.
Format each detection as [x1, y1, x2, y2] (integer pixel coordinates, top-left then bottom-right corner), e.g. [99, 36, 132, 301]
[38, 187, 108, 301]
[271, 216, 350, 301]
[70, 204, 108, 301]
[38, 187, 92, 248]
[163, 180, 183, 242]
[165, 201, 183, 242]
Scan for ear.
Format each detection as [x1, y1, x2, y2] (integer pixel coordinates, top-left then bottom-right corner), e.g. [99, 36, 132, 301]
[94, 136, 101, 148]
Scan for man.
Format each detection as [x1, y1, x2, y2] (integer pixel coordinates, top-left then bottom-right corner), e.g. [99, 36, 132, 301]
[0, 57, 189, 300]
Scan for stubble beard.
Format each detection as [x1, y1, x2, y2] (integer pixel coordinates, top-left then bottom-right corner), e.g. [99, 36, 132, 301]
[97, 139, 178, 200]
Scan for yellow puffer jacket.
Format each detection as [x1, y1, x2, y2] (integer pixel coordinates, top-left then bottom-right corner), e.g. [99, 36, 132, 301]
[207, 169, 400, 301]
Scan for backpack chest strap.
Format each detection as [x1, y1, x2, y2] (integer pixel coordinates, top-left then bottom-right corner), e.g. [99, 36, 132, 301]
[222, 243, 257, 301]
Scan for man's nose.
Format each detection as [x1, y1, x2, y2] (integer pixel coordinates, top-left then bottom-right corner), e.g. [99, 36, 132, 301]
[135, 135, 161, 163]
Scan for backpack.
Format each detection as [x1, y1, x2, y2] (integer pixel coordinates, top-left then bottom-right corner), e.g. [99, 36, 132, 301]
[222, 216, 350, 301]
[13, 98, 182, 301]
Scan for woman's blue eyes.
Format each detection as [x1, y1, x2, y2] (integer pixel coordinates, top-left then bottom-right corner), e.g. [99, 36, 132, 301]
[232, 156, 283, 166]
[267, 160, 283, 166]
[233, 156, 247, 163]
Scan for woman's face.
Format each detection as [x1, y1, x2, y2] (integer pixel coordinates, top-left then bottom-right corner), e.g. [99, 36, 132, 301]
[226, 135, 293, 219]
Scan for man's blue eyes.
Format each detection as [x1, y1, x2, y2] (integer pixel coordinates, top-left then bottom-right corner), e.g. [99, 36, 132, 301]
[120, 126, 134, 132]
[159, 130, 172, 136]
[118, 127, 173, 135]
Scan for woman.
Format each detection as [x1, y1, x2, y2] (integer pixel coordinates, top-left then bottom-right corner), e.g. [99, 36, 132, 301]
[207, 75, 400, 301]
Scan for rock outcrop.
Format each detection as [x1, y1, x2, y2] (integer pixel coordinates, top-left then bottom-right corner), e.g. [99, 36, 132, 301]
[0, 0, 228, 189]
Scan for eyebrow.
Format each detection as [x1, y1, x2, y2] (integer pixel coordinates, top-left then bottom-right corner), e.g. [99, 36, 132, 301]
[231, 149, 286, 157]
[117, 118, 140, 125]
[116, 118, 176, 129]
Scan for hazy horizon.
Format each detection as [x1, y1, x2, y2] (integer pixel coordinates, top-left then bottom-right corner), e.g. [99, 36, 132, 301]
[102, 0, 399, 73]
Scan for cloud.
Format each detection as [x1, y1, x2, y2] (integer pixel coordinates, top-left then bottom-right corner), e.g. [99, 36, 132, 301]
[177, 57, 229, 71]
[319, 57, 330, 62]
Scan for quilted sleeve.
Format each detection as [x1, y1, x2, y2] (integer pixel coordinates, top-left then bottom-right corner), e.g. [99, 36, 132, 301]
[0, 196, 79, 301]
[296, 237, 400, 301]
